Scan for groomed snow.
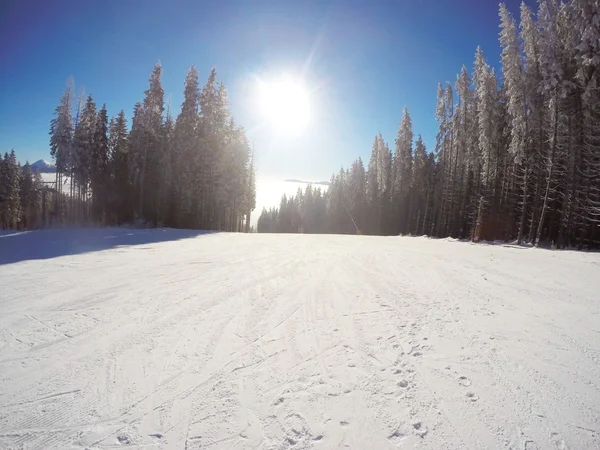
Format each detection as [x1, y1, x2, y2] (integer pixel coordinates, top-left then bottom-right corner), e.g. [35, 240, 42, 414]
[0, 229, 599, 449]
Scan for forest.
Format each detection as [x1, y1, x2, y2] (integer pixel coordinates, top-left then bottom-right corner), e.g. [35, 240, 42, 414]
[0, 65, 256, 232]
[2, 1, 599, 249]
[258, 1, 600, 249]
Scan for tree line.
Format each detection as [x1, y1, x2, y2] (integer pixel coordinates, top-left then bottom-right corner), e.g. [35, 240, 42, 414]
[0, 151, 46, 230]
[258, 0, 600, 249]
[1, 63, 256, 232]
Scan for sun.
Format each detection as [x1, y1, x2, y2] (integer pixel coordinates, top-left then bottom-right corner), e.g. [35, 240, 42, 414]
[257, 75, 310, 135]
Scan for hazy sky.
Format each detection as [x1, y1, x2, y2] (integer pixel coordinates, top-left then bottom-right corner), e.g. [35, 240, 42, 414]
[0, 0, 530, 182]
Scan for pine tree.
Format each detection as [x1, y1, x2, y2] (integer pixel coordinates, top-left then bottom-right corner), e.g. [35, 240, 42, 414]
[244, 146, 257, 232]
[393, 108, 413, 234]
[19, 162, 42, 229]
[412, 136, 428, 234]
[520, 2, 545, 242]
[1, 151, 22, 229]
[109, 110, 130, 223]
[535, 0, 563, 246]
[72, 94, 96, 221]
[574, 0, 600, 246]
[347, 157, 366, 233]
[141, 63, 165, 224]
[160, 110, 176, 226]
[199, 69, 229, 229]
[174, 66, 201, 227]
[366, 135, 381, 234]
[91, 104, 109, 223]
[49, 80, 74, 220]
[501, 2, 532, 243]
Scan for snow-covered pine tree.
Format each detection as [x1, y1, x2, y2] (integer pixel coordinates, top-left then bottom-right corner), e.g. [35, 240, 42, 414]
[109, 110, 130, 223]
[128, 101, 144, 221]
[366, 135, 381, 234]
[139, 63, 165, 225]
[199, 69, 230, 229]
[348, 157, 367, 234]
[2, 151, 22, 229]
[377, 135, 393, 234]
[500, 2, 529, 243]
[411, 135, 428, 234]
[19, 162, 42, 229]
[49, 80, 74, 221]
[174, 66, 201, 228]
[451, 66, 475, 237]
[0, 153, 6, 228]
[433, 83, 450, 235]
[473, 47, 500, 240]
[91, 104, 109, 223]
[72, 94, 96, 222]
[535, 0, 563, 246]
[573, 0, 600, 246]
[520, 2, 545, 243]
[393, 108, 413, 234]
[160, 109, 176, 226]
[244, 145, 257, 232]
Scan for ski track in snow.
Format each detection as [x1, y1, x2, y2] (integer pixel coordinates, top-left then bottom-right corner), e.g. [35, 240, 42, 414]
[0, 229, 599, 449]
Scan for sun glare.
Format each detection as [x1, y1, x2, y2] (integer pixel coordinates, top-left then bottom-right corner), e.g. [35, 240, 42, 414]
[257, 75, 310, 135]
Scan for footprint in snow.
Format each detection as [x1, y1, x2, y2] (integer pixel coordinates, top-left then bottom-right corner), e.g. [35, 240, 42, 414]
[550, 432, 566, 450]
[397, 380, 408, 388]
[117, 435, 131, 445]
[458, 376, 471, 386]
[466, 391, 478, 402]
[413, 422, 428, 437]
[388, 429, 406, 442]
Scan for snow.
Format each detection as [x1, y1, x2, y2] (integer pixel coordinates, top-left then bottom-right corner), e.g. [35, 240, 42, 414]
[0, 229, 599, 449]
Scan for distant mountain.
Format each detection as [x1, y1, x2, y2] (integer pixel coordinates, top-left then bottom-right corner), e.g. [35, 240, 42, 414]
[285, 179, 330, 186]
[30, 159, 56, 173]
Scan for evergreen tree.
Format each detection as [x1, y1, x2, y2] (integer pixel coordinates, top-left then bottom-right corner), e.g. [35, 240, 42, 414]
[91, 104, 109, 223]
[109, 110, 130, 223]
[140, 63, 165, 224]
[49, 80, 73, 221]
[174, 66, 201, 227]
[72, 94, 96, 221]
[19, 162, 42, 229]
[411, 136, 428, 234]
[393, 108, 413, 234]
[1, 151, 22, 229]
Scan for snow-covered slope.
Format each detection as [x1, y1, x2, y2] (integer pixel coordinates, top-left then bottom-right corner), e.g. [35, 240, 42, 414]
[0, 229, 599, 449]
[30, 159, 56, 173]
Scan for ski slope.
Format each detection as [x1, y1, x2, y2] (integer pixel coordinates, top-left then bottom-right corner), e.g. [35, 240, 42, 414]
[0, 229, 599, 449]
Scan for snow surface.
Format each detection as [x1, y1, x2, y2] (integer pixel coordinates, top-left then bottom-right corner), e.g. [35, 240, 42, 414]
[0, 229, 599, 449]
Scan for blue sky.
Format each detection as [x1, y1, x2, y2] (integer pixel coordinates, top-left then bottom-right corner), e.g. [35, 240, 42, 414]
[0, 0, 530, 181]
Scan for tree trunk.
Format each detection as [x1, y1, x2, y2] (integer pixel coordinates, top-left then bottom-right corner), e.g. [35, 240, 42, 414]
[536, 96, 559, 247]
[517, 160, 528, 245]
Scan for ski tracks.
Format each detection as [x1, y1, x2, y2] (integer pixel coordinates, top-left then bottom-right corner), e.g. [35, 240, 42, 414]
[1, 233, 599, 449]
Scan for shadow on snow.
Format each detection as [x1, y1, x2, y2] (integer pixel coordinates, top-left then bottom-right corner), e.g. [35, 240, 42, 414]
[0, 227, 216, 265]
